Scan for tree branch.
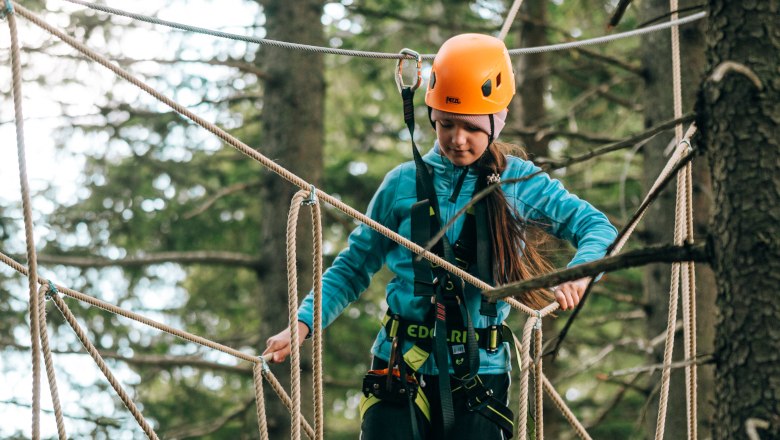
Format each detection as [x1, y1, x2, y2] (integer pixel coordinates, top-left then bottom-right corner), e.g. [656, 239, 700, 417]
[485, 242, 710, 301]
[27, 251, 262, 269]
[533, 113, 695, 169]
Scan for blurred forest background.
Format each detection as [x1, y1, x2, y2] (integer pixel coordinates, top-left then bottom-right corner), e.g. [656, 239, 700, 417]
[1, 0, 775, 439]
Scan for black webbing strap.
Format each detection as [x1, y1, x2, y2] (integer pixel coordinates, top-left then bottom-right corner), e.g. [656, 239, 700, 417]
[474, 176, 498, 317]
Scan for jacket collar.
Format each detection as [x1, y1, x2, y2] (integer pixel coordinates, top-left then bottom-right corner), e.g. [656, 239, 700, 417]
[423, 142, 480, 177]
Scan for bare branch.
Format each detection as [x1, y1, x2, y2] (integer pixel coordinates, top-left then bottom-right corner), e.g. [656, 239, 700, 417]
[183, 181, 261, 219]
[609, 354, 714, 377]
[607, 0, 633, 29]
[534, 113, 694, 169]
[162, 397, 255, 439]
[28, 251, 261, 269]
[485, 242, 710, 301]
[0, 399, 124, 427]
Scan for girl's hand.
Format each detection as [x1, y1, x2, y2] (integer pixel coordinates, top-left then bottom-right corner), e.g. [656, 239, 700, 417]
[262, 322, 310, 363]
[553, 278, 591, 311]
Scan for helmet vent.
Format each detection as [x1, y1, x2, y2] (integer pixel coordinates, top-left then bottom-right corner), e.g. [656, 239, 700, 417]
[430, 72, 436, 89]
[481, 79, 492, 97]
[496, 73, 502, 87]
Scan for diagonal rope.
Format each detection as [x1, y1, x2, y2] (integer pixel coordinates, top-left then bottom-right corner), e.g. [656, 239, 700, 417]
[36, 285, 67, 440]
[48, 290, 160, 440]
[60, 0, 704, 59]
[498, 0, 524, 41]
[10, 1, 546, 318]
[6, 6, 43, 438]
[0, 250, 317, 439]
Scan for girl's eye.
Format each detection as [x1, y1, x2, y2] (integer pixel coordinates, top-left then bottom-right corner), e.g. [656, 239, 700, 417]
[465, 125, 480, 132]
[439, 121, 453, 128]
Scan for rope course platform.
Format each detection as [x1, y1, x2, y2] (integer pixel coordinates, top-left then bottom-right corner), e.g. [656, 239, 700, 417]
[1, 0, 703, 438]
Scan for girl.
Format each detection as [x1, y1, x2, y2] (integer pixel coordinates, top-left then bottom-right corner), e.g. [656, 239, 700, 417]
[264, 34, 617, 439]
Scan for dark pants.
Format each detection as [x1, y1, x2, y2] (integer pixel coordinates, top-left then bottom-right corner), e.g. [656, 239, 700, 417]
[361, 358, 510, 440]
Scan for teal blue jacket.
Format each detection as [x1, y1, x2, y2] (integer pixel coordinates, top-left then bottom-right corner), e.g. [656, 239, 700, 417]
[298, 144, 617, 375]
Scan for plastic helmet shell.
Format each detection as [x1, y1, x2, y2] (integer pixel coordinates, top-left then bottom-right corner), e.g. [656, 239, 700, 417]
[425, 33, 515, 115]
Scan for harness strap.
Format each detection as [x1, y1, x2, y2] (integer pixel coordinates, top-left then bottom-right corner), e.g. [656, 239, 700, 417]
[383, 314, 513, 353]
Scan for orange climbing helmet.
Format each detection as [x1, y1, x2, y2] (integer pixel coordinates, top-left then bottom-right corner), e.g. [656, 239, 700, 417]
[425, 33, 515, 115]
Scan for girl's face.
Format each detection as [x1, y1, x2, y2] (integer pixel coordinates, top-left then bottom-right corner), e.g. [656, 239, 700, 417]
[435, 119, 489, 167]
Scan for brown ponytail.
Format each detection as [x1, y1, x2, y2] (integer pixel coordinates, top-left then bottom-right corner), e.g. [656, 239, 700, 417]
[474, 141, 555, 309]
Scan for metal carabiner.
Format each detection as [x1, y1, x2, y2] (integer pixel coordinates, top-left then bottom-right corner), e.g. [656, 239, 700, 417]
[396, 48, 423, 94]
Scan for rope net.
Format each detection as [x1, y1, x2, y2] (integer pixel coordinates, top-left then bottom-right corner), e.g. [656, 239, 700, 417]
[1, 1, 701, 438]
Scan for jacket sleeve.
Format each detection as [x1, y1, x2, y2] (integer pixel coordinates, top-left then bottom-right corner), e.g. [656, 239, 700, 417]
[297, 167, 400, 331]
[514, 161, 618, 268]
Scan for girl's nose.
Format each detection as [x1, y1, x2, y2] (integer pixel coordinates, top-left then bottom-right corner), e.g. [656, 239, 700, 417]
[452, 127, 468, 145]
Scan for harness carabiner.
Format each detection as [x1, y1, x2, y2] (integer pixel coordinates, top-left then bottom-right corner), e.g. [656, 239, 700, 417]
[396, 48, 423, 94]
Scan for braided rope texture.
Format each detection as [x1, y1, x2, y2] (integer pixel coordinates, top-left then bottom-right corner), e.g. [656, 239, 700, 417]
[6, 9, 43, 438]
[37, 286, 67, 439]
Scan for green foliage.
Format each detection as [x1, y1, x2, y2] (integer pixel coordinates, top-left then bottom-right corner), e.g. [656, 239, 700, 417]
[0, 0, 677, 437]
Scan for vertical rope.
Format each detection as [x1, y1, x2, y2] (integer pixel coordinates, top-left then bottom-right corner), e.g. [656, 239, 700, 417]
[253, 362, 270, 440]
[517, 317, 535, 440]
[37, 285, 66, 439]
[668, 1, 697, 438]
[6, 8, 42, 438]
[286, 192, 307, 440]
[534, 316, 543, 440]
[654, 158, 686, 440]
[309, 192, 324, 440]
[498, 0, 525, 40]
[684, 163, 697, 439]
[49, 292, 160, 439]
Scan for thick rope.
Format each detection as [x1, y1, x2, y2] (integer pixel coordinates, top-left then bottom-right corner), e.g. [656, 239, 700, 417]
[286, 193, 307, 440]
[534, 317, 543, 440]
[253, 362, 270, 440]
[683, 163, 697, 439]
[655, 2, 698, 438]
[60, 0, 704, 59]
[309, 194, 325, 440]
[669, 1, 698, 436]
[541, 374, 592, 440]
[48, 291, 160, 440]
[6, 8, 42, 438]
[0, 250, 316, 437]
[517, 317, 536, 440]
[36, 285, 67, 440]
[654, 146, 688, 439]
[497, 0, 524, 41]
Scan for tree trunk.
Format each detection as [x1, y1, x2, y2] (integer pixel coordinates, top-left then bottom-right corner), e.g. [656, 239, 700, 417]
[698, 1, 780, 439]
[639, 0, 710, 438]
[510, 1, 562, 436]
[255, 0, 325, 438]
[509, 0, 549, 159]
